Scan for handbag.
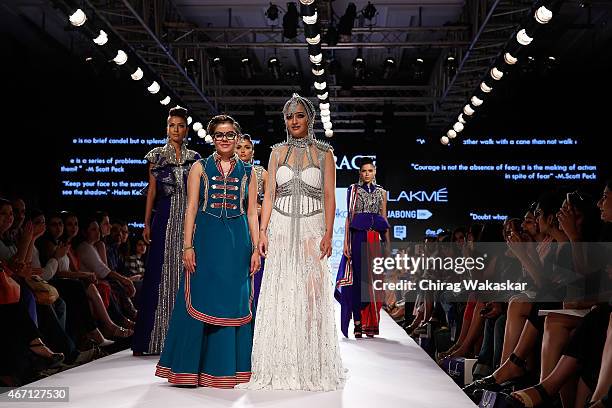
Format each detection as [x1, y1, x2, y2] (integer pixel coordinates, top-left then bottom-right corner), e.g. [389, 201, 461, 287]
[0, 261, 21, 304]
[25, 275, 59, 305]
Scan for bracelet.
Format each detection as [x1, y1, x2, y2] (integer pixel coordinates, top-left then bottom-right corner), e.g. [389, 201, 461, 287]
[182, 246, 194, 252]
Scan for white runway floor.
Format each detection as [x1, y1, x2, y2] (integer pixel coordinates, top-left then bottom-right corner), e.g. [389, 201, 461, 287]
[18, 312, 476, 408]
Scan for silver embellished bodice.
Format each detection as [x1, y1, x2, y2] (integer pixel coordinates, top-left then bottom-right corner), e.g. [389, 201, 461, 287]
[254, 164, 265, 204]
[274, 165, 322, 216]
[354, 185, 384, 214]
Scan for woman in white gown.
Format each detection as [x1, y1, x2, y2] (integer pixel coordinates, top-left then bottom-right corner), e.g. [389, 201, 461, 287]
[238, 94, 344, 391]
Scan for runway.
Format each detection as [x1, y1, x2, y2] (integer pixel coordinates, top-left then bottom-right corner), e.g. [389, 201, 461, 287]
[19, 313, 476, 408]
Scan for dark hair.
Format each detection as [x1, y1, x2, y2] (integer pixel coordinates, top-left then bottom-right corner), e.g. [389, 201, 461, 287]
[452, 226, 467, 241]
[207, 114, 242, 135]
[566, 191, 602, 241]
[357, 157, 375, 169]
[167, 106, 188, 123]
[95, 211, 109, 225]
[239, 134, 254, 146]
[25, 208, 44, 222]
[606, 179, 612, 191]
[536, 191, 563, 217]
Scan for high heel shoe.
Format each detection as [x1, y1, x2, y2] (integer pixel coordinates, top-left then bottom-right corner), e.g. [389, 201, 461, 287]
[463, 353, 529, 396]
[29, 340, 64, 369]
[354, 322, 362, 339]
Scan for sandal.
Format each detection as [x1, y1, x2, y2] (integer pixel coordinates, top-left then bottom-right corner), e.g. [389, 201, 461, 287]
[29, 341, 64, 368]
[463, 353, 528, 395]
[511, 384, 555, 407]
[111, 326, 134, 339]
[354, 322, 362, 339]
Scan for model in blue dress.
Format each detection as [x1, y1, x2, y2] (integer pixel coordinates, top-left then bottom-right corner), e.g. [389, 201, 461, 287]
[155, 115, 260, 388]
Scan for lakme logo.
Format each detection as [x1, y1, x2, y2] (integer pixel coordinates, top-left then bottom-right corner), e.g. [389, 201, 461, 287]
[387, 187, 449, 202]
[334, 154, 376, 170]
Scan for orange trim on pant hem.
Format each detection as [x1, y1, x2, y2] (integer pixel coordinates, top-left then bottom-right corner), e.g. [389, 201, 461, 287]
[155, 364, 252, 388]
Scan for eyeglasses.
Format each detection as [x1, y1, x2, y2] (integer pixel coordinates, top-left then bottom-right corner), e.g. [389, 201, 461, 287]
[213, 131, 239, 141]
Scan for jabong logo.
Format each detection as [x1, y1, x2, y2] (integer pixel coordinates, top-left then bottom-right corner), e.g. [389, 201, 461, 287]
[334, 154, 376, 170]
[387, 188, 448, 202]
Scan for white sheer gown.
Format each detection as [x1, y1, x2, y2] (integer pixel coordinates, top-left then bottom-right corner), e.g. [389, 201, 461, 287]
[237, 158, 345, 391]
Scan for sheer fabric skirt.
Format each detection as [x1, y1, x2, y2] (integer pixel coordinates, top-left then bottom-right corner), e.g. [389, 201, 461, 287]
[237, 210, 345, 391]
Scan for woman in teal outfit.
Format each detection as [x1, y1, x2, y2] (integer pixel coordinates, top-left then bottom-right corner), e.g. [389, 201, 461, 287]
[155, 115, 260, 388]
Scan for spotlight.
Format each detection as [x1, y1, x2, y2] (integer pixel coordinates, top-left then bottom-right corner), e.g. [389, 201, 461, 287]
[268, 57, 281, 80]
[382, 57, 396, 80]
[147, 81, 160, 94]
[463, 104, 475, 116]
[361, 2, 377, 20]
[160, 96, 171, 105]
[93, 30, 108, 45]
[490, 67, 504, 80]
[320, 108, 331, 116]
[480, 81, 493, 93]
[131, 67, 144, 81]
[312, 64, 325, 76]
[113, 50, 128, 65]
[309, 53, 323, 64]
[320, 102, 330, 110]
[325, 129, 333, 138]
[323, 121, 333, 130]
[338, 3, 357, 40]
[458, 114, 466, 124]
[353, 57, 365, 79]
[302, 11, 317, 25]
[535, 6, 553, 24]
[197, 129, 207, 138]
[471, 96, 483, 107]
[283, 2, 299, 39]
[314, 81, 327, 90]
[211, 57, 224, 77]
[185, 58, 197, 77]
[204, 135, 213, 144]
[241, 57, 253, 79]
[504, 52, 518, 65]
[440, 136, 450, 145]
[306, 34, 321, 45]
[193, 122, 203, 132]
[317, 92, 329, 100]
[447, 130, 457, 139]
[187, 116, 193, 125]
[300, 0, 315, 4]
[265, 3, 279, 21]
[69, 9, 87, 27]
[453, 122, 464, 133]
[445, 55, 457, 77]
[516, 29, 533, 46]
[412, 58, 425, 81]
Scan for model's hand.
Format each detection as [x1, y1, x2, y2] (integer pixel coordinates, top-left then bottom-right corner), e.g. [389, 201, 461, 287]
[183, 248, 196, 274]
[258, 233, 268, 258]
[250, 252, 261, 276]
[320, 234, 332, 259]
[343, 241, 351, 258]
[143, 225, 151, 244]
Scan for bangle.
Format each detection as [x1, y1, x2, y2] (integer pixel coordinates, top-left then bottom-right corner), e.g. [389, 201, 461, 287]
[182, 246, 194, 252]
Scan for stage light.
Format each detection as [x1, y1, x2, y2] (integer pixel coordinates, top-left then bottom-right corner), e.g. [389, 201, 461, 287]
[445, 55, 457, 77]
[516, 29, 533, 45]
[160, 96, 171, 105]
[480, 81, 493, 93]
[113, 50, 128, 65]
[314, 81, 326, 90]
[303, 11, 317, 25]
[382, 58, 396, 80]
[338, 3, 357, 39]
[283, 2, 299, 39]
[197, 129, 207, 138]
[241, 58, 253, 79]
[306, 34, 321, 45]
[187, 116, 193, 125]
[361, 2, 377, 20]
[204, 135, 213, 144]
[268, 57, 281, 80]
[471, 96, 483, 106]
[504, 52, 518, 65]
[317, 92, 329, 100]
[463, 104, 475, 116]
[193, 122, 203, 131]
[325, 129, 333, 138]
[323, 121, 333, 130]
[412, 58, 425, 81]
[535, 5, 553, 24]
[320, 102, 330, 110]
[309, 53, 323, 64]
[147, 81, 160, 94]
[458, 114, 466, 124]
[93, 30, 108, 45]
[447, 130, 457, 139]
[453, 122, 464, 133]
[312, 64, 325, 76]
[265, 3, 279, 21]
[300, 0, 315, 4]
[69, 9, 87, 27]
[321, 112, 331, 122]
[185, 58, 198, 77]
[490, 67, 504, 80]
[320, 108, 331, 116]
[353, 57, 365, 79]
[441, 136, 450, 145]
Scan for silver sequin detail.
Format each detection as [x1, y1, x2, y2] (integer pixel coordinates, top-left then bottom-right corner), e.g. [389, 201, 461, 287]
[353, 185, 385, 214]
